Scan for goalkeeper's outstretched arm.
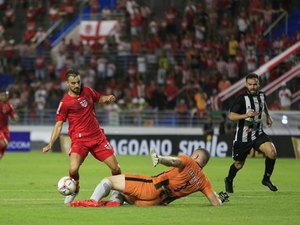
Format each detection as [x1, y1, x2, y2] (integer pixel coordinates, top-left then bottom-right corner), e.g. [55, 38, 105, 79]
[207, 191, 230, 206]
[150, 149, 183, 168]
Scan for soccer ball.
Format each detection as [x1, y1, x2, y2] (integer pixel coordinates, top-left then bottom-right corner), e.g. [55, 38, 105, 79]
[57, 176, 76, 196]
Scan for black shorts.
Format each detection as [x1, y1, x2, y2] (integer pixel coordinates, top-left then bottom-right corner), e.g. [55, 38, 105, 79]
[232, 132, 272, 161]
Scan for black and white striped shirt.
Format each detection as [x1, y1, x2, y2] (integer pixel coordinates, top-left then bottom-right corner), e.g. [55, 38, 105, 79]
[230, 90, 266, 143]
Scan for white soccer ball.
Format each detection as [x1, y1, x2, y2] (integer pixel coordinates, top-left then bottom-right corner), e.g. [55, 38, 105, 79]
[57, 176, 76, 196]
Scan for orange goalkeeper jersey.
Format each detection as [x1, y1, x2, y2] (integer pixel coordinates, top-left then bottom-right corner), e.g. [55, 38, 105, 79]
[152, 155, 214, 200]
[123, 155, 214, 206]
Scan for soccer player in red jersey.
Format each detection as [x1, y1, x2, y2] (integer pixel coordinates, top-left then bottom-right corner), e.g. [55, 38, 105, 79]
[42, 70, 121, 204]
[0, 88, 19, 159]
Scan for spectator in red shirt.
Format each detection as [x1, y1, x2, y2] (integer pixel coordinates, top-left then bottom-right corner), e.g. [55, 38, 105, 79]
[164, 4, 178, 35]
[90, 40, 102, 55]
[42, 70, 122, 204]
[60, 0, 75, 20]
[165, 76, 179, 109]
[48, 4, 60, 25]
[131, 36, 142, 54]
[3, 39, 16, 67]
[24, 26, 36, 43]
[4, 4, 15, 28]
[89, 0, 100, 14]
[218, 75, 231, 93]
[130, 10, 143, 37]
[26, 6, 36, 23]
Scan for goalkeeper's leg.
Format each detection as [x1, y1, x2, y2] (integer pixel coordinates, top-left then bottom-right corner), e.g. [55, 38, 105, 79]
[90, 178, 113, 202]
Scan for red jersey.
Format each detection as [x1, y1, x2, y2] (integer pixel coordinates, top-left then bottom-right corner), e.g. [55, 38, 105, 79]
[0, 101, 16, 133]
[56, 87, 103, 141]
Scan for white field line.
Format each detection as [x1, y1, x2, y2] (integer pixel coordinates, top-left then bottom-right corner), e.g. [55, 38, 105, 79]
[1, 198, 62, 201]
[0, 189, 92, 192]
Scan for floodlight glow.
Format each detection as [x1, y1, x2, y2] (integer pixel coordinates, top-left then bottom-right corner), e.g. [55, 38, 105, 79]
[281, 115, 288, 124]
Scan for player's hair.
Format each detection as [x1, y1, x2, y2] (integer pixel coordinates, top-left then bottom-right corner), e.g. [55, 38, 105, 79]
[193, 148, 210, 167]
[245, 73, 259, 81]
[66, 70, 80, 80]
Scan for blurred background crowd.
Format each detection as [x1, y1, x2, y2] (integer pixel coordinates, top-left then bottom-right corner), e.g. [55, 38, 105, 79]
[0, 0, 299, 129]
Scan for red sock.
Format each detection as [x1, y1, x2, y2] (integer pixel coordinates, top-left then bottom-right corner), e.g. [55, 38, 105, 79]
[111, 168, 121, 176]
[69, 172, 79, 182]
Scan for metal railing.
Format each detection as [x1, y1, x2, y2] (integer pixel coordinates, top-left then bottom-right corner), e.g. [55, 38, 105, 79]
[16, 108, 224, 128]
[13, 109, 300, 135]
[263, 10, 288, 38]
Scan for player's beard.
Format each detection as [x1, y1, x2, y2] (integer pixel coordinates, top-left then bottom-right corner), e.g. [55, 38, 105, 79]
[248, 89, 258, 95]
[71, 86, 81, 95]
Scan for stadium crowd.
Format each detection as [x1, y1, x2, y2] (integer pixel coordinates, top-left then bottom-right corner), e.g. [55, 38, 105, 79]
[0, 0, 299, 126]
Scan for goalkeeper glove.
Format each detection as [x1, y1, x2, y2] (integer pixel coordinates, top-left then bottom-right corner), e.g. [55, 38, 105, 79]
[150, 149, 159, 167]
[218, 191, 229, 203]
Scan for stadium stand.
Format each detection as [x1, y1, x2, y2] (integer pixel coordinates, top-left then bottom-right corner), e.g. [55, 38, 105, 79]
[0, 0, 299, 128]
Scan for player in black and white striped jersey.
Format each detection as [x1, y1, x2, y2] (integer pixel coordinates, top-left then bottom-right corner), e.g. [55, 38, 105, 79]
[224, 73, 278, 193]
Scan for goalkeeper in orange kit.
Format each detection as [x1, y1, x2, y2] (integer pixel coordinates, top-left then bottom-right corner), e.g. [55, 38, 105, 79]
[71, 148, 229, 207]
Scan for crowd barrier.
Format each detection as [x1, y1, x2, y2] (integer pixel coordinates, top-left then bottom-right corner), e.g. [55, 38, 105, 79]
[7, 126, 300, 159]
[58, 133, 300, 159]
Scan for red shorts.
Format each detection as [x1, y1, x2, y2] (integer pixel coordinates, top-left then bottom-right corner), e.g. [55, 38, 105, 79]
[0, 131, 9, 143]
[70, 135, 114, 161]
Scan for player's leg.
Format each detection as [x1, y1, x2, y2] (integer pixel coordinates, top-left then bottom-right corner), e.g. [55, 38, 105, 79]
[101, 156, 123, 206]
[225, 141, 250, 193]
[92, 138, 121, 175]
[71, 175, 125, 207]
[68, 152, 84, 181]
[0, 140, 7, 159]
[225, 160, 245, 193]
[90, 175, 125, 202]
[103, 154, 121, 175]
[106, 190, 126, 207]
[64, 152, 85, 204]
[259, 141, 278, 192]
[0, 133, 8, 159]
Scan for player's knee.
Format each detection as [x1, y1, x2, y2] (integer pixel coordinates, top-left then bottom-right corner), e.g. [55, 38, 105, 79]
[234, 161, 244, 170]
[268, 149, 277, 159]
[102, 178, 112, 187]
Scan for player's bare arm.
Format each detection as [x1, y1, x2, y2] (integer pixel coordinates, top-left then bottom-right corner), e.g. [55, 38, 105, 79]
[12, 113, 20, 123]
[229, 111, 260, 121]
[264, 103, 273, 127]
[42, 121, 63, 153]
[207, 192, 229, 206]
[150, 149, 183, 168]
[98, 95, 116, 104]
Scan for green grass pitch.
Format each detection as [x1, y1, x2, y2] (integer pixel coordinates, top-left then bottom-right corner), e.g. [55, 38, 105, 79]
[0, 151, 300, 225]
